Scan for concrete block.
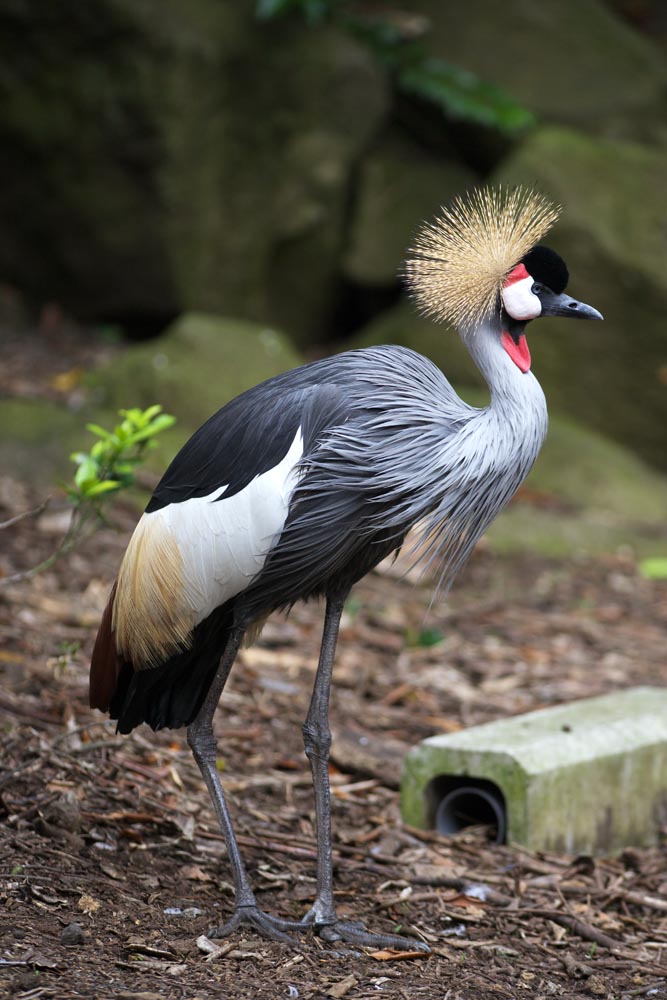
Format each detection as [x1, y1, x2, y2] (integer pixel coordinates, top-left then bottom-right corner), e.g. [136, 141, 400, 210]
[400, 687, 667, 854]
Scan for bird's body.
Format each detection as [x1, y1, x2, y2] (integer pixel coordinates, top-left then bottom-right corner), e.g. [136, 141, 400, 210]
[90, 188, 602, 949]
[93, 336, 546, 734]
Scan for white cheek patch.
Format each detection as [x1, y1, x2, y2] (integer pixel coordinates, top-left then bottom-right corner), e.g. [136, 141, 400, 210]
[501, 275, 542, 321]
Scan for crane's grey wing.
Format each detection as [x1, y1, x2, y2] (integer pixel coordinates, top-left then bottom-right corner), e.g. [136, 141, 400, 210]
[239, 348, 479, 616]
[112, 380, 354, 670]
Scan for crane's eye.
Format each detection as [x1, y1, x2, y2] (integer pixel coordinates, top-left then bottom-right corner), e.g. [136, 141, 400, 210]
[531, 283, 543, 295]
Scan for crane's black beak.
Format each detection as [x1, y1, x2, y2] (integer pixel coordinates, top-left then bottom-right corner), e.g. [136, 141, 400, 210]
[538, 289, 603, 321]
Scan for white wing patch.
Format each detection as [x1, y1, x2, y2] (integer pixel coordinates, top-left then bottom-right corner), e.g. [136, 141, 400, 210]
[163, 428, 304, 624]
[114, 428, 304, 668]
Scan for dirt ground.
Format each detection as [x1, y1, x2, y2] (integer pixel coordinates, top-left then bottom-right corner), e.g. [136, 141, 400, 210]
[2, 474, 667, 999]
[1, 322, 666, 999]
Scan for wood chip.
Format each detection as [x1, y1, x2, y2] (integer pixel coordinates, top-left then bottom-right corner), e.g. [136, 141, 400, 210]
[327, 975, 358, 997]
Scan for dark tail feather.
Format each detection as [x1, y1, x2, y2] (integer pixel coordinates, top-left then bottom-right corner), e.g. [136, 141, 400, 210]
[89, 581, 124, 712]
[110, 602, 235, 734]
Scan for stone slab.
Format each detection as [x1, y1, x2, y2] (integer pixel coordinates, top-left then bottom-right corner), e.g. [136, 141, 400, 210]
[401, 687, 667, 853]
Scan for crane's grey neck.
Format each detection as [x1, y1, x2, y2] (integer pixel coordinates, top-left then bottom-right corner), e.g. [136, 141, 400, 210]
[459, 318, 548, 503]
[462, 318, 547, 424]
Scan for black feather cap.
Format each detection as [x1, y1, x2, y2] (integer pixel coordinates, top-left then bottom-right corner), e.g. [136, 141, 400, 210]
[522, 245, 569, 294]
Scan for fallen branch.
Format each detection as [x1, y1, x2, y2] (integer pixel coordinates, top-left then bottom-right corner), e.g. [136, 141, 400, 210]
[526, 908, 621, 951]
[614, 889, 667, 914]
[0, 496, 51, 531]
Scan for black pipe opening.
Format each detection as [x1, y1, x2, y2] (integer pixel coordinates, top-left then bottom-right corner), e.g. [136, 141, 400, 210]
[426, 775, 506, 844]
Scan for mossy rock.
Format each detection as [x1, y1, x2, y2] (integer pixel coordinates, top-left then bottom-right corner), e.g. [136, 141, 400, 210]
[494, 127, 667, 470]
[349, 298, 480, 386]
[0, 314, 304, 490]
[418, 0, 666, 140]
[87, 313, 304, 453]
[343, 129, 476, 286]
[0, 2, 387, 344]
[488, 417, 667, 559]
[0, 398, 85, 490]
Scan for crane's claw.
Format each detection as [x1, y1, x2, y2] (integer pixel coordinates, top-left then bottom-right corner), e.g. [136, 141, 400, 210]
[209, 904, 308, 945]
[314, 919, 430, 953]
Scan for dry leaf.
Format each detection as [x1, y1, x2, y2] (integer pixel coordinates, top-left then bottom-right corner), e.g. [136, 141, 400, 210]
[77, 894, 101, 915]
[181, 864, 212, 882]
[49, 366, 83, 392]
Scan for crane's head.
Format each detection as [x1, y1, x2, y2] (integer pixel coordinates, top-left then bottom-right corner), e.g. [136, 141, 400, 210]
[404, 186, 602, 373]
[500, 244, 602, 372]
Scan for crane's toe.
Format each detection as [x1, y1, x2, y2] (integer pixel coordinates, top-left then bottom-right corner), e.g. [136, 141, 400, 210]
[210, 904, 308, 945]
[314, 919, 430, 953]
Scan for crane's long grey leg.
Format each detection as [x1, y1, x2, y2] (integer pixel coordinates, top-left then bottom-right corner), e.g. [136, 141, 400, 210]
[187, 624, 305, 943]
[302, 596, 428, 952]
[301, 596, 344, 925]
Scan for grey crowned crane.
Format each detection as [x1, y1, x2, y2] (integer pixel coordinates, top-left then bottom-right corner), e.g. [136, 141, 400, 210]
[90, 187, 602, 950]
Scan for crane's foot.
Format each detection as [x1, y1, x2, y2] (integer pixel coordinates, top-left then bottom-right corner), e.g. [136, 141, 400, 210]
[314, 919, 430, 953]
[209, 904, 309, 945]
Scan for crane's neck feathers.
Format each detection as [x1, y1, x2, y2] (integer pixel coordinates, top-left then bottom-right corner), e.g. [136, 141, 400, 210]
[404, 186, 560, 333]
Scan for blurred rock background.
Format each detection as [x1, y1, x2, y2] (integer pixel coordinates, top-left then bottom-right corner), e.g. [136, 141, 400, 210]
[0, 0, 665, 555]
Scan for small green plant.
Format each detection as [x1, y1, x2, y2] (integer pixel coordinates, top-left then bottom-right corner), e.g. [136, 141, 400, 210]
[639, 557, 667, 580]
[404, 625, 444, 648]
[0, 405, 175, 589]
[416, 626, 444, 648]
[69, 405, 175, 506]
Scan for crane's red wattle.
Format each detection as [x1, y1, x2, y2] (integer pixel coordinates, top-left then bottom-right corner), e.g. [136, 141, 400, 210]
[501, 331, 531, 373]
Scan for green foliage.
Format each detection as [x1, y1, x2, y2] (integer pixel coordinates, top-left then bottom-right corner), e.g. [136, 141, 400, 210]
[255, 0, 336, 22]
[416, 626, 444, 648]
[399, 58, 536, 132]
[0, 405, 175, 590]
[639, 557, 667, 580]
[405, 625, 445, 648]
[68, 405, 175, 507]
[255, 1, 535, 133]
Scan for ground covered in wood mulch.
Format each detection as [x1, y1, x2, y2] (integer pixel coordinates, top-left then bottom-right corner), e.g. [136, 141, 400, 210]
[1, 475, 667, 1000]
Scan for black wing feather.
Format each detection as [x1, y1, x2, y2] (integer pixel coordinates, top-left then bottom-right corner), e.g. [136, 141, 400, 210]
[146, 366, 354, 512]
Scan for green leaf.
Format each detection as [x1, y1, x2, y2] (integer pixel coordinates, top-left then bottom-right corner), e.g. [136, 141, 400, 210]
[399, 58, 536, 133]
[416, 627, 444, 648]
[255, 0, 336, 22]
[113, 460, 141, 475]
[69, 405, 175, 511]
[122, 417, 176, 448]
[141, 403, 164, 424]
[82, 479, 121, 498]
[639, 557, 667, 580]
[85, 422, 115, 441]
[74, 457, 99, 489]
[90, 440, 111, 460]
[119, 407, 142, 424]
[114, 422, 130, 443]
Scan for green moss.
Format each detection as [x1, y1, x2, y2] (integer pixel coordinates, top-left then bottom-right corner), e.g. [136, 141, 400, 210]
[343, 131, 476, 286]
[418, 0, 665, 137]
[0, 398, 85, 489]
[494, 127, 667, 470]
[86, 312, 304, 439]
[402, 690, 667, 852]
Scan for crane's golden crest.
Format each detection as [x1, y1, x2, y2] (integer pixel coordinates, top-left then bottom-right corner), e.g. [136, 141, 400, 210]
[404, 186, 561, 333]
